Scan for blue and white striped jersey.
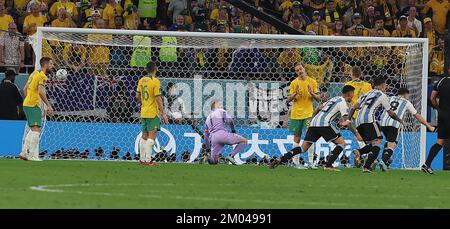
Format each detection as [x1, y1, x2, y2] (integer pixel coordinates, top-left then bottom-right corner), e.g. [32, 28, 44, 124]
[380, 96, 417, 128]
[311, 96, 350, 127]
[356, 89, 391, 125]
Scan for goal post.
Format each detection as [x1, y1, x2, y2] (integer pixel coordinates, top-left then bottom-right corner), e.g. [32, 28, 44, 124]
[28, 26, 428, 169]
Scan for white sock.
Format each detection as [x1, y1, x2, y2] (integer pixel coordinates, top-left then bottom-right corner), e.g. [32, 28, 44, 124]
[21, 131, 32, 157]
[146, 139, 155, 162]
[139, 139, 147, 162]
[28, 131, 40, 159]
[292, 142, 300, 165]
[308, 145, 315, 166]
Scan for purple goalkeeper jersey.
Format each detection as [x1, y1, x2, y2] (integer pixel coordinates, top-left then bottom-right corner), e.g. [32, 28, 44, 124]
[204, 108, 233, 134]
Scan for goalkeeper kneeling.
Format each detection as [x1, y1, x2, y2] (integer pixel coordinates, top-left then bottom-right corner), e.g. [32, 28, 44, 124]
[203, 101, 247, 165]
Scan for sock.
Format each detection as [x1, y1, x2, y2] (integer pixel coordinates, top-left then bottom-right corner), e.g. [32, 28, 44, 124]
[231, 142, 246, 157]
[425, 143, 443, 167]
[292, 142, 300, 165]
[364, 145, 381, 169]
[280, 146, 304, 163]
[138, 139, 147, 161]
[382, 147, 394, 165]
[146, 139, 155, 162]
[326, 145, 344, 167]
[359, 144, 372, 155]
[308, 145, 315, 166]
[21, 131, 32, 157]
[28, 131, 40, 159]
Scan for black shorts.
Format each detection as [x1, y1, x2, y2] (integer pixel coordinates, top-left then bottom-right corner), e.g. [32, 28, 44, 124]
[304, 126, 341, 143]
[437, 114, 450, 139]
[357, 122, 382, 142]
[381, 126, 399, 143]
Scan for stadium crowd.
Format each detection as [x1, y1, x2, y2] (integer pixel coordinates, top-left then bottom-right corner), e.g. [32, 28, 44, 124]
[0, 0, 448, 76]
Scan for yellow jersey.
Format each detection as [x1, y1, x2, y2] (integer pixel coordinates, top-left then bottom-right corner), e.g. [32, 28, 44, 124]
[23, 14, 47, 35]
[289, 77, 319, 120]
[23, 71, 47, 107]
[51, 18, 73, 28]
[137, 76, 161, 118]
[103, 3, 124, 28]
[423, 0, 450, 34]
[49, 1, 78, 18]
[345, 79, 372, 106]
[0, 15, 14, 31]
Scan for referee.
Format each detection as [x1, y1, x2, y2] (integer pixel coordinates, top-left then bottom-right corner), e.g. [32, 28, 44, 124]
[422, 66, 450, 175]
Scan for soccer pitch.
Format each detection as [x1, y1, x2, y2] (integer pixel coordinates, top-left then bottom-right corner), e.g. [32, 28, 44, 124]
[1, 159, 449, 209]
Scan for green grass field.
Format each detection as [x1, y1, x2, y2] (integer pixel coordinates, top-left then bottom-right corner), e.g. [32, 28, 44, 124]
[1, 159, 449, 209]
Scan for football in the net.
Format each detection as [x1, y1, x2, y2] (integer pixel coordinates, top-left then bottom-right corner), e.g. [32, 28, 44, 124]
[56, 69, 68, 80]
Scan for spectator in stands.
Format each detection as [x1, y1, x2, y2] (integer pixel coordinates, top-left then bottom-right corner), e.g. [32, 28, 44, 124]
[370, 16, 390, 37]
[284, 1, 311, 25]
[63, 42, 87, 73]
[84, 0, 104, 23]
[278, 48, 302, 72]
[362, 6, 376, 29]
[103, 0, 123, 29]
[0, 4, 14, 32]
[407, 6, 422, 37]
[306, 10, 329, 35]
[429, 37, 445, 77]
[169, 15, 189, 31]
[49, 0, 78, 22]
[346, 12, 369, 36]
[4, 0, 19, 26]
[87, 19, 112, 76]
[423, 17, 436, 51]
[240, 12, 254, 33]
[26, 0, 47, 15]
[392, 15, 416, 37]
[331, 20, 346, 35]
[288, 15, 306, 33]
[278, 0, 293, 13]
[0, 22, 25, 73]
[0, 69, 23, 120]
[23, 3, 47, 36]
[377, 0, 399, 32]
[122, 3, 140, 30]
[114, 16, 125, 29]
[192, 1, 208, 32]
[321, 0, 341, 30]
[422, 0, 449, 35]
[168, 0, 187, 24]
[51, 8, 76, 28]
[83, 9, 101, 28]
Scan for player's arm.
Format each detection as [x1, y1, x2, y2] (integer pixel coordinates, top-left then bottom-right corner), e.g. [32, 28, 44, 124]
[342, 115, 362, 141]
[348, 102, 361, 120]
[135, 92, 141, 105]
[23, 81, 29, 98]
[313, 103, 325, 117]
[224, 111, 236, 133]
[430, 90, 439, 109]
[414, 113, 435, 131]
[287, 87, 298, 103]
[387, 109, 403, 126]
[38, 85, 54, 114]
[155, 95, 168, 124]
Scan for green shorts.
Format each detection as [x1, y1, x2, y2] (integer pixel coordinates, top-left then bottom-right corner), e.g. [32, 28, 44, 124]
[288, 118, 311, 135]
[23, 106, 42, 127]
[141, 117, 161, 132]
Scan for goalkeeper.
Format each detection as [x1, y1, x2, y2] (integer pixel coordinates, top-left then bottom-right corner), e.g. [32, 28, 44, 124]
[204, 101, 247, 165]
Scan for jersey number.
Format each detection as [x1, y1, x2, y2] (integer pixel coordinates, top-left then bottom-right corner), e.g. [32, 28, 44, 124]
[141, 85, 149, 101]
[322, 101, 336, 113]
[361, 95, 376, 109]
[390, 101, 400, 111]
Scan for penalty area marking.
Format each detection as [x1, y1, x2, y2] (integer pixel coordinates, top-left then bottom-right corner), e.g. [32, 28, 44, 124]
[27, 183, 435, 208]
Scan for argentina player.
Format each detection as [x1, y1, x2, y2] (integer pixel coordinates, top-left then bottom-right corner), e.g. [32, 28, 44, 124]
[349, 77, 404, 173]
[269, 85, 363, 170]
[378, 88, 435, 171]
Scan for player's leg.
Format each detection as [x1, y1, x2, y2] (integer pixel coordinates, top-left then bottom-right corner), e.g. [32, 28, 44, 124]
[288, 119, 303, 166]
[323, 128, 345, 170]
[145, 117, 161, 165]
[209, 136, 224, 165]
[22, 106, 43, 161]
[304, 118, 316, 169]
[362, 123, 383, 172]
[223, 133, 247, 165]
[422, 115, 449, 174]
[139, 118, 149, 164]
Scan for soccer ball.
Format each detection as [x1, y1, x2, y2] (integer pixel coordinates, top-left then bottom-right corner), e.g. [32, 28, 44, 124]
[56, 69, 68, 80]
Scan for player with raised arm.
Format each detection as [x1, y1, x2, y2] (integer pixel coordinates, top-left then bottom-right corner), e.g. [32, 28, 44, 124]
[348, 77, 403, 173]
[20, 57, 55, 161]
[344, 66, 372, 167]
[287, 63, 323, 169]
[204, 101, 247, 165]
[421, 70, 450, 175]
[136, 62, 169, 166]
[378, 88, 435, 171]
[269, 85, 362, 170]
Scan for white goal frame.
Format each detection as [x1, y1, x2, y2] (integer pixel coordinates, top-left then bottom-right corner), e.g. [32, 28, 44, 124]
[33, 27, 429, 168]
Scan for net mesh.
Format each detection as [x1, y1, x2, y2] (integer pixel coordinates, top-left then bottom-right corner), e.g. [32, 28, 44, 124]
[26, 29, 425, 169]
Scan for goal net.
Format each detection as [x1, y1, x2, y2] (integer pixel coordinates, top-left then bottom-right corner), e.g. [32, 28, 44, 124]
[26, 27, 427, 169]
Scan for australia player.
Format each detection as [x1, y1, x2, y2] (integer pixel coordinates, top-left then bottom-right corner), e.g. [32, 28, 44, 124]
[378, 88, 435, 171]
[287, 63, 323, 168]
[136, 62, 168, 166]
[349, 77, 403, 173]
[204, 100, 247, 165]
[20, 57, 55, 161]
[269, 85, 362, 170]
[344, 66, 372, 167]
